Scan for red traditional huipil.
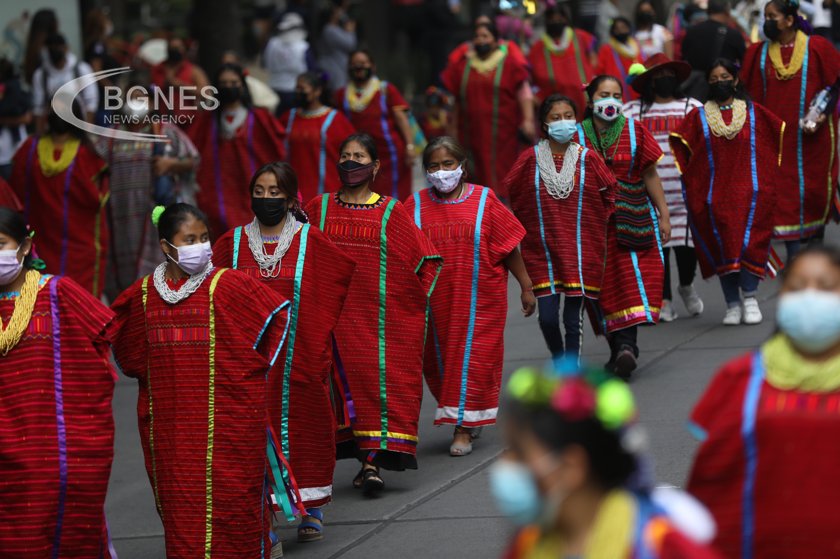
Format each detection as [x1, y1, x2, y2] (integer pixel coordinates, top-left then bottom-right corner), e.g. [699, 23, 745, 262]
[688, 342, 840, 558]
[279, 108, 356, 203]
[111, 268, 294, 558]
[336, 80, 412, 200]
[506, 144, 616, 299]
[742, 32, 840, 239]
[213, 222, 356, 507]
[441, 45, 531, 197]
[304, 193, 441, 470]
[670, 103, 784, 279]
[577, 118, 664, 332]
[596, 39, 644, 101]
[10, 137, 109, 297]
[0, 175, 22, 211]
[403, 185, 524, 427]
[527, 30, 597, 112]
[188, 108, 286, 235]
[0, 272, 116, 558]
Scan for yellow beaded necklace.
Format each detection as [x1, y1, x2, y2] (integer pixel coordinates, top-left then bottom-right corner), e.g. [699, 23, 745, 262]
[704, 99, 747, 140]
[467, 47, 506, 74]
[345, 77, 382, 113]
[37, 136, 80, 178]
[768, 30, 807, 80]
[0, 270, 40, 355]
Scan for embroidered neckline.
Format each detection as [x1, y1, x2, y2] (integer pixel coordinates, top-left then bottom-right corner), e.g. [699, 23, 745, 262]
[467, 47, 507, 74]
[542, 28, 573, 54]
[345, 77, 381, 112]
[429, 183, 475, 204]
[334, 191, 386, 209]
[300, 106, 331, 118]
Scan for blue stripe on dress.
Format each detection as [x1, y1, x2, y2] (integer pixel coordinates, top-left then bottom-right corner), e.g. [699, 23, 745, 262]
[740, 351, 765, 559]
[742, 104, 760, 258]
[630, 250, 652, 322]
[796, 40, 810, 236]
[318, 110, 338, 194]
[576, 148, 587, 294]
[533, 146, 556, 295]
[232, 226, 242, 269]
[699, 109, 726, 266]
[412, 191, 422, 228]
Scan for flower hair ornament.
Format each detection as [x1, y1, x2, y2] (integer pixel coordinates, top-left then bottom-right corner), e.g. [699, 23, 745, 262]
[151, 205, 166, 227]
[506, 358, 636, 430]
[25, 227, 47, 271]
[626, 63, 646, 86]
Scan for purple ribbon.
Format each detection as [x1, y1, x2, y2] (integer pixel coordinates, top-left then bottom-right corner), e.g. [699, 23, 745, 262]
[331, 335, 355, 422]
[49, 278, 68, 559]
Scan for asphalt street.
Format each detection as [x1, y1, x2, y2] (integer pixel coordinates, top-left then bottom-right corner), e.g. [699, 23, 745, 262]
[105, 230, 837, 558]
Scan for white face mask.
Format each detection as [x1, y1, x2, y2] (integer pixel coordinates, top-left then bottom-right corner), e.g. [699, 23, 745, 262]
[167, 241, 212, 275]
[593, 97, 623, 122]
[0, 247, 23, 285]
[427, 164, 464, 193]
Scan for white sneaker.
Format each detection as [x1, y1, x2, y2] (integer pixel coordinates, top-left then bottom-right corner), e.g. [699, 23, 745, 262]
[742, 297, 763, 325]
[660, 300, 678, 322]
[723, 305, 742, 326]
[678, 284, 704, 316]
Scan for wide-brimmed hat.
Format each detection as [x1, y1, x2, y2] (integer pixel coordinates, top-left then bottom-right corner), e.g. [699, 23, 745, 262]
[627, 53, 692, 94]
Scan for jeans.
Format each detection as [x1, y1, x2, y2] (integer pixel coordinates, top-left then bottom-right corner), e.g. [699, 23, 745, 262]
[785, 229, 825, 263]
[608, 326, 638, 361]
[719, 271, 761, 307]
[662, 246, 698, 301]
[537, 294, 585, 361]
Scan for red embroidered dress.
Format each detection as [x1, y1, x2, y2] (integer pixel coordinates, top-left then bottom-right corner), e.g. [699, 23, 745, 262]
[279, 108, 356, 203]
[304, 193, 441, 470]
[596, 40, 644, 102]
[336, 80, 412, 200]
[742, 33, 840, 239]
[110, 268, 292, 558]
[576, 118, 665, 332]
[506, 145, 616, 299]
[688, 348, 840, 558]
[441, 46, 531, 197]
[404, 185, 524, 427]
[527, 29, 597, 114]
[213, 223, 355, 508]
[188, 108, 286, 234]
[0, 274, 116, 558]
[10, 137, 109, 297]
[670, 103, 784, 279]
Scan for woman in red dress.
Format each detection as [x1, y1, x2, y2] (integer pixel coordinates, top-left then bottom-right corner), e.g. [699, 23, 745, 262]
[596, 18, 644, 102]
[671, 59, 784, 326]
[304, 133, 441, 496]
[111, 204, 295, 559]
[404, 137, 535, 457]
[441, 21, 535, 198]
[688, 245, 840, 558]
[506, 94, 616, 363]
[10, 107, 109, 298]
[0, 208, 117, 559]
[213, 163, 355, 542]
[576, 75, 670, 379]
[280, 72, 356, 203]
[335, 51, 415, 200]
[741, 0, 840, 258]
[527, 5, 597, 115]
[188, 63, 286, 235]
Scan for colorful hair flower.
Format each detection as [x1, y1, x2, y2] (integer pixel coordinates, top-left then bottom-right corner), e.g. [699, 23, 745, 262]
[508, 367, 555, 405]
[550, 378, 596, 421]
[151, 205, 166, 227]
[595, 379, 636, 429]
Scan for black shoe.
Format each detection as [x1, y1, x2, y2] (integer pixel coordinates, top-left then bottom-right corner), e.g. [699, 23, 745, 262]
[361, 468, 384, 496]
[613, 348, 637, 380]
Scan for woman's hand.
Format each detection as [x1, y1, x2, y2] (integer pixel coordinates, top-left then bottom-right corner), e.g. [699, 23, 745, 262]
[804, 113, 827, 135]
[405, 144, 416, 166]
[659, 216, 671, 245]
[521, 289, 537, 317]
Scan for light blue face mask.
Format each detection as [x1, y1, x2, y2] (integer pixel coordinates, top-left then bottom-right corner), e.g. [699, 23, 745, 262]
[488, 459, 542, 525]
[777, 289, 840, 354]
[546, 120, 577, 144]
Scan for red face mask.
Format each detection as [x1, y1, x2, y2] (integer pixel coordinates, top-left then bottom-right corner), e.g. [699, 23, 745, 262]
[338, 160, 375, 188]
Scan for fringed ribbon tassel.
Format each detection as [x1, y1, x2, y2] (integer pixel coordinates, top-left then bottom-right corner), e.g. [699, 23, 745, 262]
[266, 426, 304, 523]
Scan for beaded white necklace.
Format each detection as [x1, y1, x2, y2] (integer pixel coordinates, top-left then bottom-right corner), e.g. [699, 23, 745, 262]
[245, 215, 298, 278]
[537, 140, 580, 199]
[153, 261, 214, 304]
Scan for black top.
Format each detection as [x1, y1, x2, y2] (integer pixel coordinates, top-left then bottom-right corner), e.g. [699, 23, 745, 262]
[680, 20, 746, 73]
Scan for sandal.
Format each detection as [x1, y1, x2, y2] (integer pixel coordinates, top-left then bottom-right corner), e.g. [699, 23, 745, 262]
[361, 467, 385, 496]
[297, 508, 324, 543]
[470, 426, 483, 440]
[450, 427, 473, 457]
[352, 467, 365, 489]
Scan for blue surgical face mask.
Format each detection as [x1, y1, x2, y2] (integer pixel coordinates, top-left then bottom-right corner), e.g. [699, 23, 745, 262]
[488, 459, 542, 525]
[546, 119, 577, 144]
[777, 289, 840, 354]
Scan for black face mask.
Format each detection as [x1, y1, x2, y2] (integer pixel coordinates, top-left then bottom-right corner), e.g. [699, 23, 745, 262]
[48, 112, 72, 135]
[338, 160, 375, 188]
[652, 76, 678, 98]
[350, 67, 372, 83]
[612, 32, 631, 43]
[708, 80, 736, 103]
[217, 86, 242, 105]
[545, 22, 566, 38]
[474, 43, 495, 57]
[167, 48, 184, 64]
[251, 197, 288, 226]
[294, 91, 309, 108]
[637, 12, 655, 26]
[48, 49, 65, 66]
[763, 19, 782, 41]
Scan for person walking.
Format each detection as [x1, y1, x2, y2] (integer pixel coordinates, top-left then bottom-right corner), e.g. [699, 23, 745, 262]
[405, 136, 535, 457]
[635, 0, 676, 59]
[317, 2, 357, 94]
[505, 94, 616, 363]
[625, 54, 705, 322]
[304, 133, 441, 496]
[597, 18, 645, 101]
[265, 12, 313, 116]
